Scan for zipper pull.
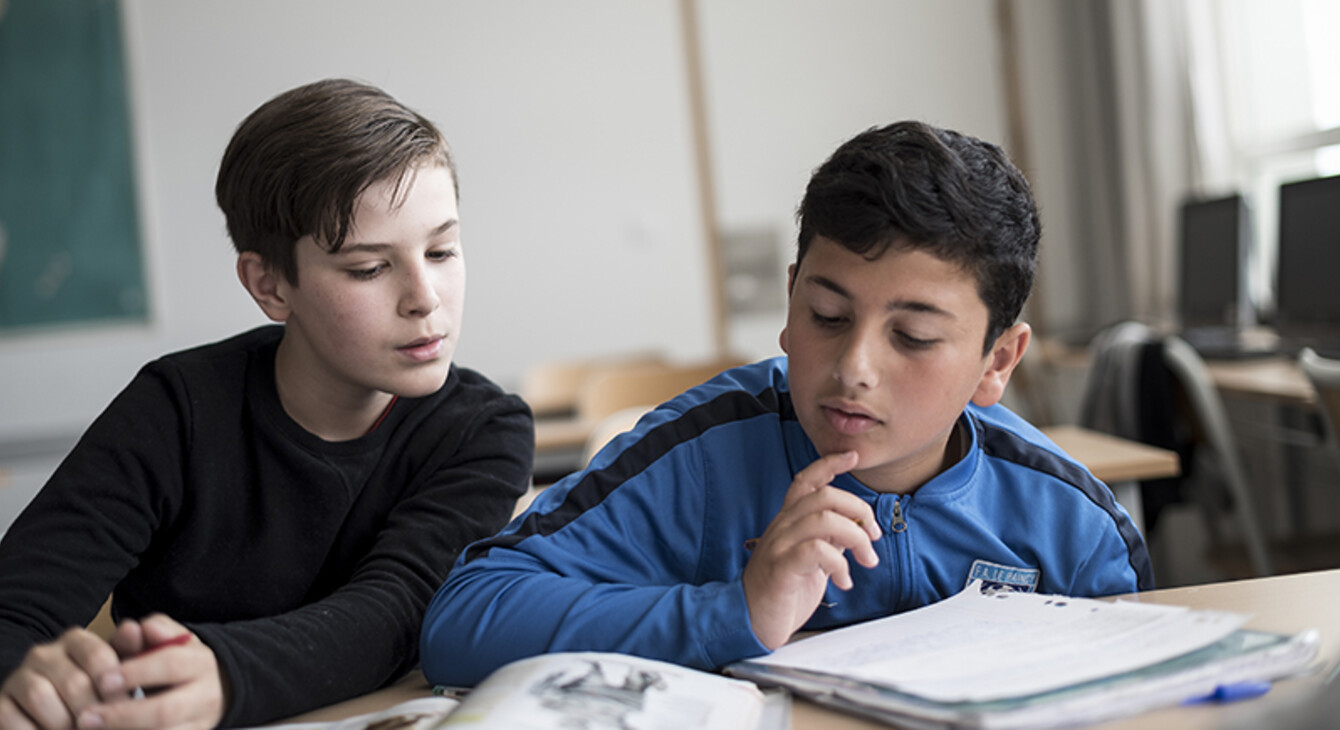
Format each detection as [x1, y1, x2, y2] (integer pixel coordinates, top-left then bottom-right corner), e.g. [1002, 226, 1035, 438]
[890, 498, 908, 533]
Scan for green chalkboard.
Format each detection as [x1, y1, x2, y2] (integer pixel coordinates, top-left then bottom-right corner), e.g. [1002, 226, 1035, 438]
[0, 0, 148, 332]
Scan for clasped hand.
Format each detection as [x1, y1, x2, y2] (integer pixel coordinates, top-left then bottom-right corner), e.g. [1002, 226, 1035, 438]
[0, 614, 223, 730]
[741, 451, 882, 650]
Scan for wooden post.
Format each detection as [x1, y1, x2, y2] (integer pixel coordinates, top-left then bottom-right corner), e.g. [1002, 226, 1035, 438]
[678, 0, 729, 357]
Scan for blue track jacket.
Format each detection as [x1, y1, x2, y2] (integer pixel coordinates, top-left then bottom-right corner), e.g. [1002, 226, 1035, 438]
[421, 357, 1153, 686]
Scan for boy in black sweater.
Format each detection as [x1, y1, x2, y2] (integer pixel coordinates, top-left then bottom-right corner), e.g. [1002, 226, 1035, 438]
[0, 79, 533, 728]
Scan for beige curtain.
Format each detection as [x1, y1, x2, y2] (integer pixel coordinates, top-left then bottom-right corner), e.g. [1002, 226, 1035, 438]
[1056, 0, 1200, 330]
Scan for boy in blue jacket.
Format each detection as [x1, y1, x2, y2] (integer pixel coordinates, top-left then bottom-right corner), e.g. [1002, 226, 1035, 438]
[421, 121, 1152, 686]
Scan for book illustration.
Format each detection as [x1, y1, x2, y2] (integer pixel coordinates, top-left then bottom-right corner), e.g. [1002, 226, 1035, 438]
[440, 652, 765, 729]
[528, 658, 668, 729]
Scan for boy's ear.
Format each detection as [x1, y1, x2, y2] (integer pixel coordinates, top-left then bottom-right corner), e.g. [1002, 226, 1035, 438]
[778, 263, 798, 354]
[971, 322, 1031, 407]
[236, 252, 291, 323]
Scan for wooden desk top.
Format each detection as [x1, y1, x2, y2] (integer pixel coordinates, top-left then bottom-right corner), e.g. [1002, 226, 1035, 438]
[279, 569, 1337, 728]
[1041, 424, 1181, 482]
[1205, 356, 1316, 407]
[1035, 335, 1317, 408]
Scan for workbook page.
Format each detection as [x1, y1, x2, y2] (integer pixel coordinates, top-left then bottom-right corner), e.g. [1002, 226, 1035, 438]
[756, 581, 1248, 702]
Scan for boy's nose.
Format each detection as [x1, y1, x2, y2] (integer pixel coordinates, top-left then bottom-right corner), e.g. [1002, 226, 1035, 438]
[399, 266, 441, 317]
[834, 328, 879, 389]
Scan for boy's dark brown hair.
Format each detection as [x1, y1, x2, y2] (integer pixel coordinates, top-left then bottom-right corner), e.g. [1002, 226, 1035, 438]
[216, 78, 455, 284]
[796, 121, 1040, 353]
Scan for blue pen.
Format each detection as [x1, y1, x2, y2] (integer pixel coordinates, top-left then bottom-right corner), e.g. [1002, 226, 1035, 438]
[1181, 681, 1272, 705]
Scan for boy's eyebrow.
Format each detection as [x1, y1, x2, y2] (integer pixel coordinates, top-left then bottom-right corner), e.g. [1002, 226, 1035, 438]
[338, 218, 459, 253]
[807, 274, 955, 318]
[429, 218, 459, 237]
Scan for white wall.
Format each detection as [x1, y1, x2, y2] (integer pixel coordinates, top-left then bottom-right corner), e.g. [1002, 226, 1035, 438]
[1, 0, 711, 443]
[697, 0, 1010, 357]
[0, 0, 1057, 448]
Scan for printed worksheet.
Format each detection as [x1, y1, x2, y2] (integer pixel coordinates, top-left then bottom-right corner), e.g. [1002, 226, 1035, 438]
[754, 580, 1249, 702]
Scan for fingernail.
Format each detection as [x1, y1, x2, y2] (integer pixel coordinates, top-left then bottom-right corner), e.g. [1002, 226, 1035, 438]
[78, 710, 104, 729]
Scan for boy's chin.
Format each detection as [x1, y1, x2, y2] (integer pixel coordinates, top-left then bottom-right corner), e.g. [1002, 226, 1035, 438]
[389, 368, 452, 398]
[805, 422, 865, 460]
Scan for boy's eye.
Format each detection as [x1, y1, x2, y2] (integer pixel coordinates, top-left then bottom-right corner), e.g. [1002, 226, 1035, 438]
[349, 264, 386, 280]
[895, 331, 937, 349]
[811, 310, 846, 328]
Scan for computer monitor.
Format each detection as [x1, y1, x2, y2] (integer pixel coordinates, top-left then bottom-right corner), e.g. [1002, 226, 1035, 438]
[1275, 174, 1340, 338]
[1177, 194, 1249, 329]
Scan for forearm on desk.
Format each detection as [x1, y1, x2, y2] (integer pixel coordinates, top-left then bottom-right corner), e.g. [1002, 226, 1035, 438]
[201, 458, 532, 726]
[420, 560, 767, 687]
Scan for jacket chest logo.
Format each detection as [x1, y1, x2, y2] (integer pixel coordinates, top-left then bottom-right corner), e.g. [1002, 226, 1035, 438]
[967, 559, 1039, 593]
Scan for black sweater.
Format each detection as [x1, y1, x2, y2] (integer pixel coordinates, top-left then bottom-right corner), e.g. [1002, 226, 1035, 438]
[0, 326, 533, 726]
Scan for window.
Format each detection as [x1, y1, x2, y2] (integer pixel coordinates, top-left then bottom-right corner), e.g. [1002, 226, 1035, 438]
[1199, 0, 1340, 316]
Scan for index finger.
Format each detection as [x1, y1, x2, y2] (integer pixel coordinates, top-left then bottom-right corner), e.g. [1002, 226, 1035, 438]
[63, 635, 126, 704]
[782, 450, 859, 508]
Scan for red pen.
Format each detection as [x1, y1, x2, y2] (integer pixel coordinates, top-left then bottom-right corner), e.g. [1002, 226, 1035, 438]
[129, 633, 193, 699]
[140, 633, 193, 655]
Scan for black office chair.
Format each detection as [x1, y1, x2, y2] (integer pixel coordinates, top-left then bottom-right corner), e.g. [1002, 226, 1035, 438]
[1299, 347, 1340, 476]
[1080, 322, 1273, 577]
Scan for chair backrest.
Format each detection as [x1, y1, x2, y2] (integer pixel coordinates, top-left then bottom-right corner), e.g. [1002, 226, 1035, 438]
[1078, 321, 1160, 441]
[1160, 335, 1273, 576]
[574, 357, 748, 424]
[1299, 347, 1340, 472]
[1079, 321, 1273, 577]
[519, 351, 665, 418]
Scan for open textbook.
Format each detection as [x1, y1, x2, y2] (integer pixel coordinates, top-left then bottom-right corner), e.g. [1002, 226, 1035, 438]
[261, 652, 781, 730]
[726, 580, 1320, 729]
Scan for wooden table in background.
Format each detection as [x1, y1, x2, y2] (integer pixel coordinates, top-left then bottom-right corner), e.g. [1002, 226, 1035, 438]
[533, 416, 594, 454]
[1041, 424, 1181, 483]
[1205, 356, 1315, 407]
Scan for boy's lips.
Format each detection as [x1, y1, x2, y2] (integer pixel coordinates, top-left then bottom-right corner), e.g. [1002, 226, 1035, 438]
[821, 402, 882, 436]
[398, 335, 445, 362]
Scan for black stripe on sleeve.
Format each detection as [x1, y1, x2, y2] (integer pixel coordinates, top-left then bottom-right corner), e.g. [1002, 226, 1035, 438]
[462, 388, 795, 563]
[976, 420, 1156, 591]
